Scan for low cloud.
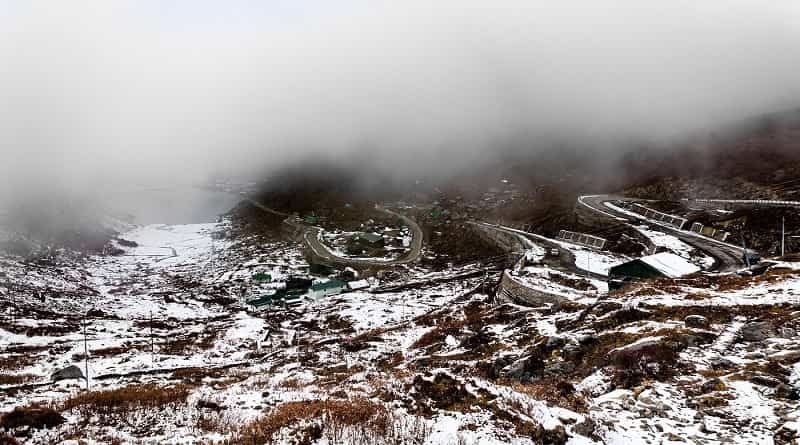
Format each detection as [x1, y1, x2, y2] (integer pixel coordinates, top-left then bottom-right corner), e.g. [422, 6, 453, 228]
[1, 0, 799, 206]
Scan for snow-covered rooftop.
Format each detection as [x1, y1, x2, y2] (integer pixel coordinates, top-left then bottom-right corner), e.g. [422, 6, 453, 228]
[639, 252, 701, 278]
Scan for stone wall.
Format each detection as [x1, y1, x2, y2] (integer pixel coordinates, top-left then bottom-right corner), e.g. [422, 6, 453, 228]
[496, 270, 566, 307]
[469, 223, 528, 255]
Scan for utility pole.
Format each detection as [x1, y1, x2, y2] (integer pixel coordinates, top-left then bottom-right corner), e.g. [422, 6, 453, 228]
[149, 311, 154, 368]
[83, 315, 89, 390]
[586, 252, 590, 280]
[210, 237, 215, 276]
[781, 216, 786, 257]
[742, 238, 751, 268]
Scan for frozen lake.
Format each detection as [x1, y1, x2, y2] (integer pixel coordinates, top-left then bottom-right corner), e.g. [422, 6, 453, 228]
[98, 186, 243, 225]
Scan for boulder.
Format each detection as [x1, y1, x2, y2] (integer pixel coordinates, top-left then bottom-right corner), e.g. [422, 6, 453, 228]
[544, 361, 575, 377]
[561, 343, 583, 361]
[541, 425, 568, 445]
[504, 355, 543, 383]
[750, 374, 782, 388]
[505, 358, 530, 381]
[701, 378, 726, 394]
[740, 322, 774, 342]
[685, 315, 709, 329]
[488, 356, 514, 379]
[546, 336, 567, 350]
[573, 418, 597, 438]
[774, 384, 799, 401]
[577, 334, 598, 346]
[709, 357, 736, 370]
[51, 365, 85, 382]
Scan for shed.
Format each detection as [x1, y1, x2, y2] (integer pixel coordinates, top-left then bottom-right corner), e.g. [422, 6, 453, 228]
[247, 295, 277, 312]
[285, 276, 313, 291]
[609, 252, 700, 279]
[247, 289, 307, 312]
[252, 273, 272, 282]
[308, 280, 347, 299]
[356, 232, 384, 246]
[347, 279, 370, 291]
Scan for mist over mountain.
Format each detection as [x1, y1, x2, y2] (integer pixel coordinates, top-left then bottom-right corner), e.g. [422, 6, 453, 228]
[1, 0, 799, 213]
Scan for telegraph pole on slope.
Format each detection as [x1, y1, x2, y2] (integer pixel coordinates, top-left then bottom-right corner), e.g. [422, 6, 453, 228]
[83, 315, 89, 390]
[742, 238, 751, 269]
[150, 311, 155, 369]
[210, 236, 216, 277]
[781, 216, 786, 257]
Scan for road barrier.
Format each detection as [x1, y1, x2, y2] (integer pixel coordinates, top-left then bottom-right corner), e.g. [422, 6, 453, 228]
[684, 199, 800, 209]
[687, 221, 731, 242]
[557, 230, 607, 250]
[629, 204, 687, 229]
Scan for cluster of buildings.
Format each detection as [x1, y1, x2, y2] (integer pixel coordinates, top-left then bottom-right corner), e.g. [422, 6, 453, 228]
[245, 274, 371, 312]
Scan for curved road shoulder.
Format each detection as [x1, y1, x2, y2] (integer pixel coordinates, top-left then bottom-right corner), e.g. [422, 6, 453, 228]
[578, 194, 744, 272]
[246, 198, 423, 267]
[304, 207, 423, 267]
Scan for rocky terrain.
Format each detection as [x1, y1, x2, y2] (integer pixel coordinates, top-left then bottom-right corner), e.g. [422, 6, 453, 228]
[1, 110, 800, 444]
[0, 191, 799, 444]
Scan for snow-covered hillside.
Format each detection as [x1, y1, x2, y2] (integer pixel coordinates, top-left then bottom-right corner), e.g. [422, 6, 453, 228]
[1, 218, 799, 444]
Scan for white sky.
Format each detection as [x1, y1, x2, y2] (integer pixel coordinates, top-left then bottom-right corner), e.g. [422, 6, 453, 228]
[0, 0, 799, 202]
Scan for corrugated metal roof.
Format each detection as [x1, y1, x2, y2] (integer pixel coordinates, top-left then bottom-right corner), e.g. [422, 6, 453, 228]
[357, 232, 383, 243]
[311, 280, 346, 291]
[639, 252, 700, 278]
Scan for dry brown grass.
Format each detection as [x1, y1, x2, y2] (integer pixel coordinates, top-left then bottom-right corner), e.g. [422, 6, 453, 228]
[0, 405, 65, 431]
[0, 373, 37, 386]
[89, 345, 130, 357]
[684, 292, 715, 300]
[0, 433, 20, 445]
[0, 321, 79, 337]
[232, 398, 389, 445]
[278, 378, 303, 389]
[550, 274, 595, 291]
[340, 326, 396, 352]
[411, 318, 464, 350]
[507, 380, 587, 413]
[160, 330, 219, 355]
[58, 384, 191, 417]
[314, 364, 364, 388]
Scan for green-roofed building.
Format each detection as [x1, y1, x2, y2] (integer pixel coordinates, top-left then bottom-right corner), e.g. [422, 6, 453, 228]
[307, 280, 347, 300]
[252, 273, 272, 282]
[247, 295, 277, 312]
[247, 288, 308, 312]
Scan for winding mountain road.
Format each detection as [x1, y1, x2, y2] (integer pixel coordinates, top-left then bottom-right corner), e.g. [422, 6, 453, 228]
[472, 221, 608, 280]
[578, 194, 744, 272]
[246, 199, 423, 268]
[303, 206, 423, 267]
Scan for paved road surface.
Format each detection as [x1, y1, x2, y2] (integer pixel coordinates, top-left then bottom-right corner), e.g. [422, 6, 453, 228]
[472, 222, 607, 280]
[247, 199, 423, 267]
[303, 207, 423, 267]
[578, 195, 744, 272]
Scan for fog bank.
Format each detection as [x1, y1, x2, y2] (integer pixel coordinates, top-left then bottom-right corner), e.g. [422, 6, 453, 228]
[1, 0, 799, 207]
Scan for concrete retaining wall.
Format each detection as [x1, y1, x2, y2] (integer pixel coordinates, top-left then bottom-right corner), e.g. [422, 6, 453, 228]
[496, 270, 566, 307]
[685, 199, 800, 210]
[557, 230, 607, 250]
[629, 204, 687, 229]
[281, 217, 306, 241]
[688, 221, 730, 242]
[469, 223, 528, 255]
[575, 200, 624, 227]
